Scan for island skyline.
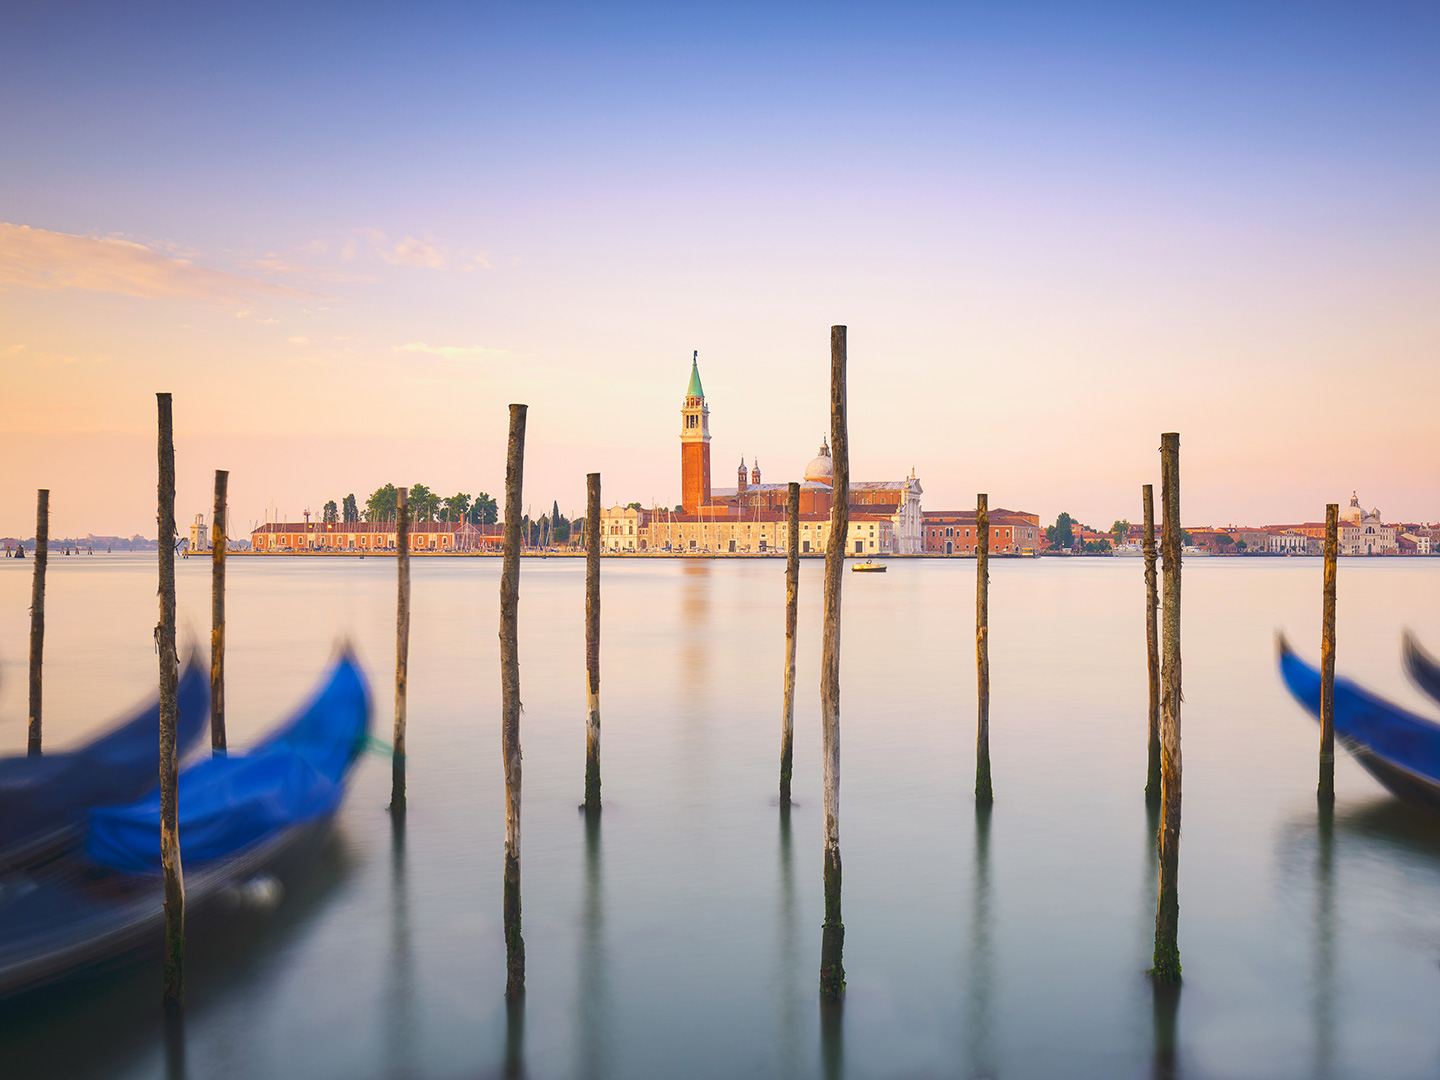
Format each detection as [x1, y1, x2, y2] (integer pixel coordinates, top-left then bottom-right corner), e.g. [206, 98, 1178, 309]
[4, 5, 1439, 538]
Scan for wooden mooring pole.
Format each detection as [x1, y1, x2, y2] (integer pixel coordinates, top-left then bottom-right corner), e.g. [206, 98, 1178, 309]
[392, 487, 411, 813]
[819, 326, 848, 1001]
[501, 404, 528, 998]
[583, 472, 601, 815]
[1152, 432, 1182, 985]
[780, 480, 800, 806]
[157, 393, 185, 1007]
[211, 470, 228, 754]
[1143, 484, 1161, 803]
[1319, 503, 1338, 803]
[27, 488, 48, 756]
[975, 493, 993, 805]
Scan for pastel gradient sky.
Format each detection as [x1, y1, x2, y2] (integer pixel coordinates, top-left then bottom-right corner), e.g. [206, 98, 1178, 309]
[3, 2, 1438, 537]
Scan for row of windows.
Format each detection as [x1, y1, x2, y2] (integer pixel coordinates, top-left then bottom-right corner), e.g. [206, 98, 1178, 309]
[927, 527, 1013, 538]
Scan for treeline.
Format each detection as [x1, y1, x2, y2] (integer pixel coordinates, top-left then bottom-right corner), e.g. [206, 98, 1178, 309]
[1046, 512, 1188, 554]
[321, 488, 580, 546]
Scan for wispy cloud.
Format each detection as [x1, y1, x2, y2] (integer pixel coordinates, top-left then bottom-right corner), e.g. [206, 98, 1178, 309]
[0, 223, 314, 302]
[395, 342, 511, 362]
[240, 256, 377, 284]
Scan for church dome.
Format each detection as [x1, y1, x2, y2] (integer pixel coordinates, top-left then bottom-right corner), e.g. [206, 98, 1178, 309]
[803, 438, 833, 485]
[1342, 492, 1363, 523]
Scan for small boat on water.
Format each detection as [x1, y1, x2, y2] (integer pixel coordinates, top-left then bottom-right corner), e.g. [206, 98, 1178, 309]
[1279, 636, 1440, 814]
[850, 561, 887, 573]
[0, 650, 370, 997]
[0, 658, 208, 872]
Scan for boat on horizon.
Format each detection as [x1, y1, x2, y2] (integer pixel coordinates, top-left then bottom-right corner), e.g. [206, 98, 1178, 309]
[850, 560, 887, 573]
[0, 649, 371, 998]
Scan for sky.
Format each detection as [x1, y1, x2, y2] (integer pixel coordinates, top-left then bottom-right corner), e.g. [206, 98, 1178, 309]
[2, 1, 1438, 537]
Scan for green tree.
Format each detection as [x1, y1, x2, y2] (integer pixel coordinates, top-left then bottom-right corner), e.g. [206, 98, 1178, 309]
[1235, 539, 1248, 552]
[444, 492, 471, 522]
[673, 504, 683, 513]
[626, 501, 642, 510]
[1046, 512, 1075, 549]
[342, 494, 359, 523]
[409, 484, 440, 522]
[323, 499, 339, 524]
[365, 484, 398, 522]
[470, 492, 498, 525]
[1110, 519, 1130, 543]
[1215, 533, 1234, 549]
[1181, 529, 1192, 545]
[550, 500, 570, 544]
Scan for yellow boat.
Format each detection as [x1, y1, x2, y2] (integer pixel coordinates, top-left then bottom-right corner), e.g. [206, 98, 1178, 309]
[850, 561, 887, 573]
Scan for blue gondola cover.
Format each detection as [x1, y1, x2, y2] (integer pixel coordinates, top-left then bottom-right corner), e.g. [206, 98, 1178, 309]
[1280, 644, 1440, 782]
[0, 661, 208, 859]
[86, 653, 370, 872]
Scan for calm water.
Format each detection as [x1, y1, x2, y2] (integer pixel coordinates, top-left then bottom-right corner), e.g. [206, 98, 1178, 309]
[3, 553, 1440, 1079]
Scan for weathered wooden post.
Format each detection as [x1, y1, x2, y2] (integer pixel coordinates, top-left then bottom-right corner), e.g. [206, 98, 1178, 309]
[156, 393, 185, 1007]
[1319, 503, 1338, 803]
[501, 404, 528, 998]
[975, 493, 993, 805]
[211, 470, 228, 754]
[819, 326, 848, 1001]
[780, 481, 800, 806]
[1143, 484, 1161, 803]
[391, 487, 411, 813]
[27, 488, 48, 756]
[583, 472, 602, 814]
[1152, 432, 1182, 985]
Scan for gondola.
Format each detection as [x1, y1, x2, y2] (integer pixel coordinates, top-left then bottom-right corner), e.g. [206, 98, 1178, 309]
[1279, 636, 1440, 814]
[0, 649, 370, 997]
[0, 658, 208, 872]
[1402, 631, 1440, 709]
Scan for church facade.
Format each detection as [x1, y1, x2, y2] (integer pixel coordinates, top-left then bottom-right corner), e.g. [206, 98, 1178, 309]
[672, 355, 924, 553]
[1338, 491, 1397, 555]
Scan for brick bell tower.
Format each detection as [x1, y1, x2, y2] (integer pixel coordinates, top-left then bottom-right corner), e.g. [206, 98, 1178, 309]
[680, 351, 711, 514]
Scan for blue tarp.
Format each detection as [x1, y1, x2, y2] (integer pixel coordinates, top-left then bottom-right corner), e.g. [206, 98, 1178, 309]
[86, 653, 370, 872]
[0, 661, 207, 860]
[1280, 644, 1440, 782]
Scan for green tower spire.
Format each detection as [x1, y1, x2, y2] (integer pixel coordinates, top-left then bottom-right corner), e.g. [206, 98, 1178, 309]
[687, 350, 704, 399]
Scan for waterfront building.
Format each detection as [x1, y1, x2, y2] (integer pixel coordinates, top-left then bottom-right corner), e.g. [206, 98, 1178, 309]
[676, 356, 924, 553]
[1338, 492, 1397, 555]
[250, 520, 498, 552]
[1268, 530, 1317, 554]
[599, 504, 654, 552]
[646, 509, 894, 555]
[1399, 532, 1432, 555]
[922, 509, 1041, 555]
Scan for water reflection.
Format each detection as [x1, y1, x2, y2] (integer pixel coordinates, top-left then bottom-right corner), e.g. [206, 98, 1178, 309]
[163, 1007, 187, 1080]
[503, 996, 526, 1080]
[1312, 802, 1335, 1080]
[967, 803, 995, 1080]
[678, 561, 714, 787]
[1150, 983, 1179, 1080]
[777, 804, 799, 1078]
[678, 561, 714, 695]
[577, 813, 607, 1080]
[819, 998, 843, 1080]
[384, 814, 416, 1080]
